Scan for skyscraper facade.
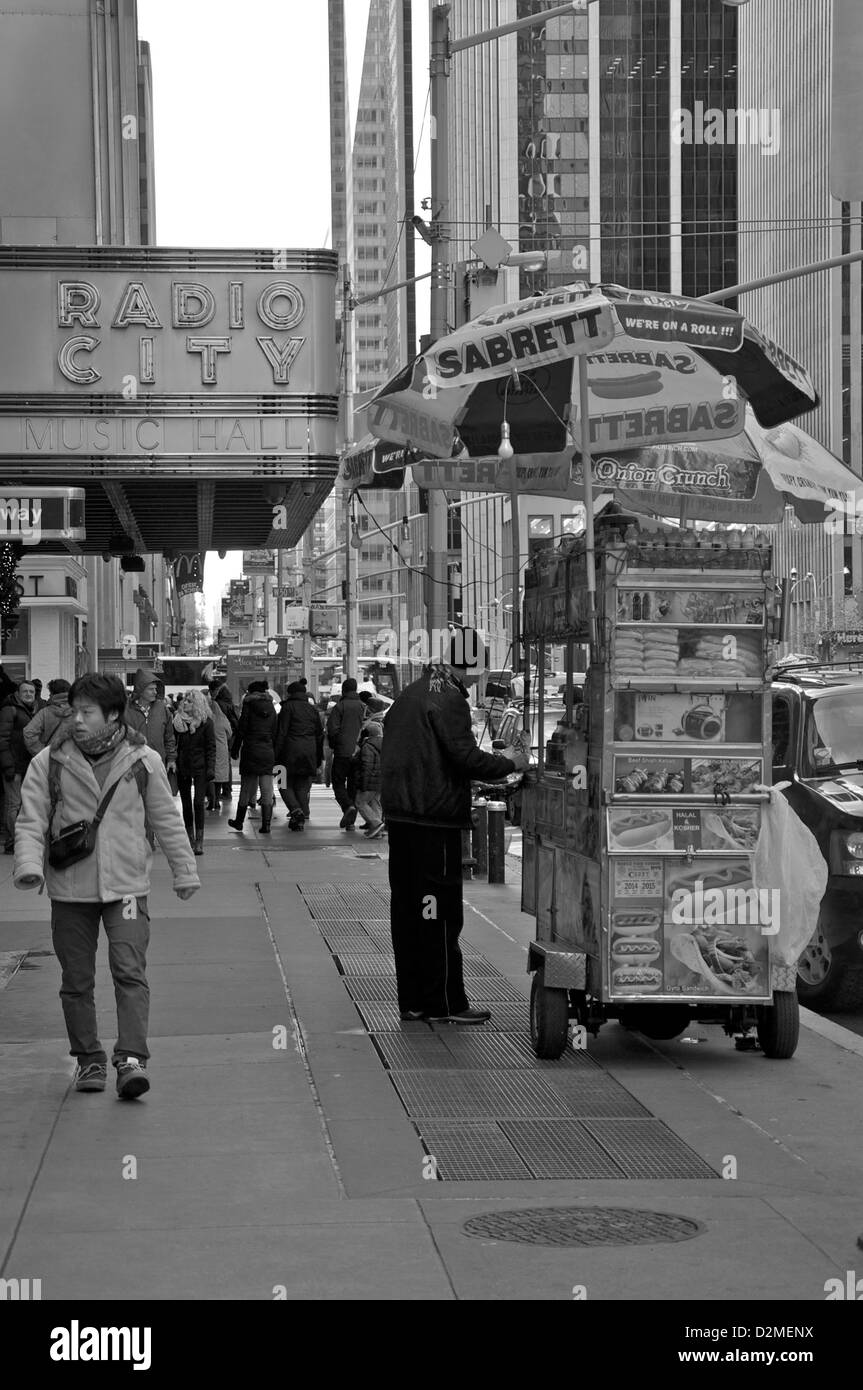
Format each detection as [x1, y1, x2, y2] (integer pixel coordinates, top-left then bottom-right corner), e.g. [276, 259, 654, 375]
[737, 0, 854, 625]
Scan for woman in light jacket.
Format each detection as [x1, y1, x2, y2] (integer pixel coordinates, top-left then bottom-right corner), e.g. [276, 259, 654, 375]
[207, 690, 232, 812]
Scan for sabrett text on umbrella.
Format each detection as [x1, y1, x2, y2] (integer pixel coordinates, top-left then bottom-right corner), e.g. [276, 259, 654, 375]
[432, 306, 607, 380]
[587, 399, 742, 443]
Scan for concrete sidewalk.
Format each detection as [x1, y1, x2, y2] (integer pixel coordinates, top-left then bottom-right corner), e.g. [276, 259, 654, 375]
[1, 787, 862, 1302]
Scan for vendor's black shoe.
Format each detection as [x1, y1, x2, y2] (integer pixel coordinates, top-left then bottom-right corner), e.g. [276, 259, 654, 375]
[427, 1007, 491, 1025]
[344, 805, 358, 830]
[399, 1010, 426, 1021]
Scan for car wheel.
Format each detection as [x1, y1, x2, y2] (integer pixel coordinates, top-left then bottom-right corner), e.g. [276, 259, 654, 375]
[796, 917, 863, 1011]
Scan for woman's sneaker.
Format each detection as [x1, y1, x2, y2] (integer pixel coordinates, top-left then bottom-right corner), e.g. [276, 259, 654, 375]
[115, 1057, 150, 1100]
[74, 1062, 107, 1092]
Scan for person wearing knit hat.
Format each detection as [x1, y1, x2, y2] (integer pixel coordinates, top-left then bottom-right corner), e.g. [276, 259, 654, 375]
[228, 680, 277, 834]
[274, 680, 324, 830]
[125, 669, 177, 779]
[354, 719, 384, 838]
[22, 678, 75, 756]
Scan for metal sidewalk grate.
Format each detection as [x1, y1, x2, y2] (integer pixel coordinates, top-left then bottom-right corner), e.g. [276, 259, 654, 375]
[582, 1119, 718, 1179]
[343, 976, 400, 1002]
[373, 1035, 455, 1070]
[355, 1002, 414, 1032]
[389, 1069, 573, 1121]
[417, 1123, 531, 1181]
[437, 1031, 596, 1071]
[499, 1121, 629, 1179]
[541, 1075, 653, 1119]
[335, 953, 396, 976]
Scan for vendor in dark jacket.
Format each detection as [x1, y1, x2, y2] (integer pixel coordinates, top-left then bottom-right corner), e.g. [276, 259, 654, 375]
[381, 629, 529, 1024]
[275, 680, 324, 831]
[172, 689, 216, 855]
[228, 681, 277, 835]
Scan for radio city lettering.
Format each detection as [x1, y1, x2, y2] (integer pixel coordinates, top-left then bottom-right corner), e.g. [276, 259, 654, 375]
[431, 305, 609, 382]
[56, 279, 307, 387]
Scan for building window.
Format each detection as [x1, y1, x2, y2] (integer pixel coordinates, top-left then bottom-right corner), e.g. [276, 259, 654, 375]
[360, 603, 387, 622]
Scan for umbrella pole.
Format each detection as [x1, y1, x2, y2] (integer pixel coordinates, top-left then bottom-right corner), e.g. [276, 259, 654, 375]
[578, 355, 598, 657]
[510, 479, 528, 733]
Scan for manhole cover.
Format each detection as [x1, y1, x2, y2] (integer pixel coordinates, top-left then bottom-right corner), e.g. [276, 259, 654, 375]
[461, 1206, 703, 1247]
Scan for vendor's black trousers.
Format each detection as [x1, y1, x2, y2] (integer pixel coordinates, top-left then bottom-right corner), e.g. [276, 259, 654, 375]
[387, 822, 469, 1017]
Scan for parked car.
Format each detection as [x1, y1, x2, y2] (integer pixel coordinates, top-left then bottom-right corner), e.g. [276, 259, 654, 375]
[772, 665, 863, 1009]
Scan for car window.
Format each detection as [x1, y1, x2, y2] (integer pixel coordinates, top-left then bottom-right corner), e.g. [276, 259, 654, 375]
[805, 691, 863, 773]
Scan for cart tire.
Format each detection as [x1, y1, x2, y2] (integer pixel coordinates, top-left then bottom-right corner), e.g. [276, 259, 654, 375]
[620, 1005, 691, 1041]
[530, 969, 569, 1059]
[756, 991, 799, 1059]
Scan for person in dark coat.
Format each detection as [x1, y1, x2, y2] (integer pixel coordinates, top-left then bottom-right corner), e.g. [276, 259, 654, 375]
[275, 680, 324, 831]
[326, 677, 366, 829]
[228, 680, 277, 835]
[355, 719, 384, 838]
[380, 630, 528, 1024]
[23, 678, 75, 755]
[0, 679, 37, 852]
[172, 689, 216, 855]
[209, 679, 239, 800]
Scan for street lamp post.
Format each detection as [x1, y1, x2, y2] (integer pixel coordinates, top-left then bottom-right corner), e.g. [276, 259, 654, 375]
[426, 1, 588, 662]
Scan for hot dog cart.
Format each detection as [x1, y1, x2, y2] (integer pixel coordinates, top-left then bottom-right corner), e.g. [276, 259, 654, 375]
[520, 523, 800, 1059]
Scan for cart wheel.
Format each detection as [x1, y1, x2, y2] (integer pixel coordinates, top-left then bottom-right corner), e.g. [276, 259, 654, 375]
[530, 969, 569, 1059]
[620, 1005, 691, 1041]
[756, 991, 799, 1059]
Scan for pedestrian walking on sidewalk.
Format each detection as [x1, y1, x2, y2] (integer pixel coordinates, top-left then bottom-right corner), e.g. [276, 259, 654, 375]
[209, 679, 238, 801]
[381, 630, 528, 1024]
[126, 669, 177, 779]
[228, 680, 277, 835]
[173, 690, 216, 855]
[12, 673, 199, 1098]
[0, 678, 37, 853]
[326, 678, 365, 830]
[207, 690, 232, 811]
[274, 680, 324, 831]
[23, 678, 75, 755]
[355, 719, 385, 838]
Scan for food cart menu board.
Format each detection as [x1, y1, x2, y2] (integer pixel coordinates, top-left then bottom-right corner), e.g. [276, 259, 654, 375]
[613, 755, 763, 795]
[607, 805, 761, 853]
[608, 855, 771, 1001]
[614, 690, 763, 744]
[613, 626, 763, 681]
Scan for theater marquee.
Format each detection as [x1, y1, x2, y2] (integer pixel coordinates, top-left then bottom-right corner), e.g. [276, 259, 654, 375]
[0, 247, 339, 475]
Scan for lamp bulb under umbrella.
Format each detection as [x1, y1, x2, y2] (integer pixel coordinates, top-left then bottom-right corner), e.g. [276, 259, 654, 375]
[498, 421, 515, 461]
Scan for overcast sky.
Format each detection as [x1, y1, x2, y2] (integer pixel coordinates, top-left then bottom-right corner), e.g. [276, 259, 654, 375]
[136, 0, 431, 627]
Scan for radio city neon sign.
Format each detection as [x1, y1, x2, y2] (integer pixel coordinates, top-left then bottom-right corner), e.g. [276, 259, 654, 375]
[56, 279, 306, 387]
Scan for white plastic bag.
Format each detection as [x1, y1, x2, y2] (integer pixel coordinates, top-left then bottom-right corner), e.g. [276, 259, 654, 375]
[752, 783, 828, 966]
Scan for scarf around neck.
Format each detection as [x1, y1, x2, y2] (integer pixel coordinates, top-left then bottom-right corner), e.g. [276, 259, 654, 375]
[173, 709, 204, 734]
[72, 722, 125, 759]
